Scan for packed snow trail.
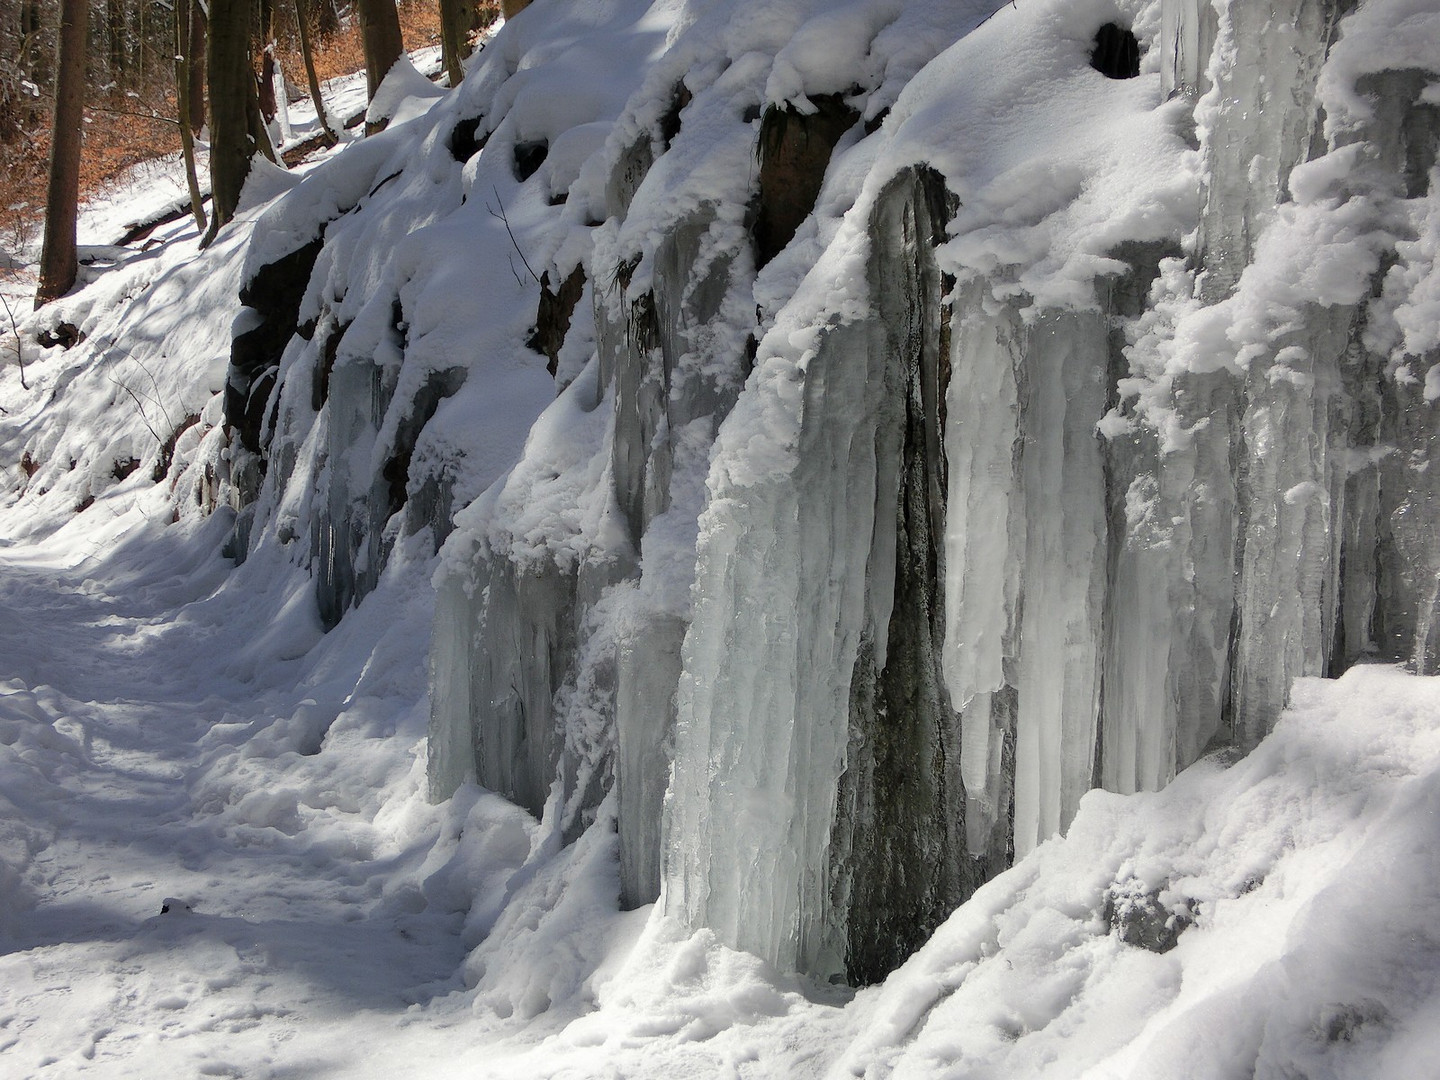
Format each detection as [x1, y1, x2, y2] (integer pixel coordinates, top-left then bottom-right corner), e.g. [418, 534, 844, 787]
[0, 516, 478, 1078]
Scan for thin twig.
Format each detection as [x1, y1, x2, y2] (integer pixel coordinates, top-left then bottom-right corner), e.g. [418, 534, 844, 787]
[108, 376, 163, 445]
[486, 186, 538, 284]
[128, 353, 177, 431]
[86, 104, 181, 127]
[0, 290, 27, 390]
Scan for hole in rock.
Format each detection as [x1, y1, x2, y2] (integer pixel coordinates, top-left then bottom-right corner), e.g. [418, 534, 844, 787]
[448, 115, 488, 163]
[659, 82, 692, 149]
[526, 265, 587, 377]
[513, 140, 549, 181]
[1091, 23, 1140, 79]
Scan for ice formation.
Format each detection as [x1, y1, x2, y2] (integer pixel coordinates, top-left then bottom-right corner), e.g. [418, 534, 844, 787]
[221, 0, 1440, 985]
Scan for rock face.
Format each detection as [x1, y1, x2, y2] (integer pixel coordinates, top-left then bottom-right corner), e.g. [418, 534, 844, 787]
[228, 0, 1440, 986]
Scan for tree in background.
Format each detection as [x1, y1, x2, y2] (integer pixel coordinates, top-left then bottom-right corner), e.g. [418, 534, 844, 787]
[175, 0, 206, 233]
[257, 0, 278, 122]
[314, 0, 340, 38]
[358, 0, 403, 133]
[204, 0, 257, 244]
[440, 0, 494, 87]
[295, 0, 338, 146]
[33, 0, 85, 306]
[187, 2, 207, 135]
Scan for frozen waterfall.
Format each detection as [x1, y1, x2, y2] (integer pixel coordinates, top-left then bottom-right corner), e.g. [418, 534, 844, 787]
[208, 0, 1440, 987]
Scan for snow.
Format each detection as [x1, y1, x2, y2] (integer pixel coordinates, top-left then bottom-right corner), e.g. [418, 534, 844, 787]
[3, 483, 1440, 1077]
[2, 0, 1440, 1075]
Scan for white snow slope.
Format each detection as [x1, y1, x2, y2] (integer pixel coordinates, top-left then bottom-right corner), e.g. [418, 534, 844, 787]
[0, 3, 1439, 1079]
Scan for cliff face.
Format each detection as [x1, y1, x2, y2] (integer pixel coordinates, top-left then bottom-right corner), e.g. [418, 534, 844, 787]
[229, 0, 1440, 984]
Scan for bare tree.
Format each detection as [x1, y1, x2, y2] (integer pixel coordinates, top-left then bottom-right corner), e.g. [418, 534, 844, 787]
[295, 0, 337, 145]
[34, 0, 86, 307]
[175, 0, 207, 233]
[203, 0, 255, 244]
[357, 0, 403, 132]
[439, 0, 480, 87]
[187, 2, 206, 135]
[257, 0, 277, 122]
[313, 0, 339, 37]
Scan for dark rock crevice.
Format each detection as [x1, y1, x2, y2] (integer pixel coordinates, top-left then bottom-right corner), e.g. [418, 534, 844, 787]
[448, 114, 489, 163]
[751, 95, 861, 268]
[513, 139, 549, 182]
[229, 236, 325, 453]
[1091, 23, 1140, 80]
[527, 265, 587, 377]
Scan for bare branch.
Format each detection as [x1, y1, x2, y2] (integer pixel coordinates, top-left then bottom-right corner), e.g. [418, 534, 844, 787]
[486, 187, 538, 284]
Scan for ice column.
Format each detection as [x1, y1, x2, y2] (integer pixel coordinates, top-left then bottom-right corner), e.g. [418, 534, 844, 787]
[1012, 312, 1109, 856]
[315, 304, 400, 629]
[1160, 0, 1216, 100]
[1101, 365, 1237, 793]
[615, 614, 684, 905]
[826, 169, 975, 985]
[1353, 71, 1440, 673]
[1231, 309, 1357, 745]
[941, 281, 1023, 855]
[664, 309, 875, 974]
[1195, 0, 1351, 301]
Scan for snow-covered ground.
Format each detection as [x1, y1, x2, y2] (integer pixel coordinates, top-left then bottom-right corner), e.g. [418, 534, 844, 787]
[2, 480, 1437, 1078]
[2, 5, 1440, 1078]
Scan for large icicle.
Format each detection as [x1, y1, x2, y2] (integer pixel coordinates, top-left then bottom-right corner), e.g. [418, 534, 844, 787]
[1195, 0, 1351, 301]
[1231, 310, 1356, 746]
[1012, 311, 1110, 856]
[941, 280, 1023, 857]
[664, 308, 875, 976]
[826, 168, 979, 986]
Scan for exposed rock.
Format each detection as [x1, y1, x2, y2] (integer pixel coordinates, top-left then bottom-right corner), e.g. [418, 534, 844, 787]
[658, 81, 692, 150]
[513, 140, 549, 182]
[229, 236, 325, 453]
[526, 265, 587, 377]
[448, 114, 488, 163]
[153, 414, 202, 482]
[1104, 879, 1195, 953]
[751, 95, 860, 268]
[38, 322, 83, 350]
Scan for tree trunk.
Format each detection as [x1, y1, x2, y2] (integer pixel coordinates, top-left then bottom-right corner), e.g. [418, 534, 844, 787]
[175, 0, 207, 233]
[188, 4, 207, 135]
[203, 0, 256, 245]
[315, 0, 340, 38]
[439, 0, 476, 87]
[105, 0, 124, 87]
[357, 0, 403, 118]
[35, 0, 88, 308]
[247, 71, 279, 164]
[296, 0, 338, 145]
[257, 0, 277, 121]
[500, 0, 529, 20]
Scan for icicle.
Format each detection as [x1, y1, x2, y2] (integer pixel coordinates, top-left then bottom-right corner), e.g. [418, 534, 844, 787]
[942, 280, 1024, 855]
[615, 612, 683, 907]
[1196, 0, 1348, 302]
[1160, 0, 1215, 101]
[1012, 311, 1109, 856]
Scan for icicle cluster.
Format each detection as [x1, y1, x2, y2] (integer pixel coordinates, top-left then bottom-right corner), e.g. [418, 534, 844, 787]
[222, 0, 1440, 985]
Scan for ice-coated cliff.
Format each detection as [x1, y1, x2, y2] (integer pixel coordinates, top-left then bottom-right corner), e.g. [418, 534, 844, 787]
[224, 0, 1440, 985]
